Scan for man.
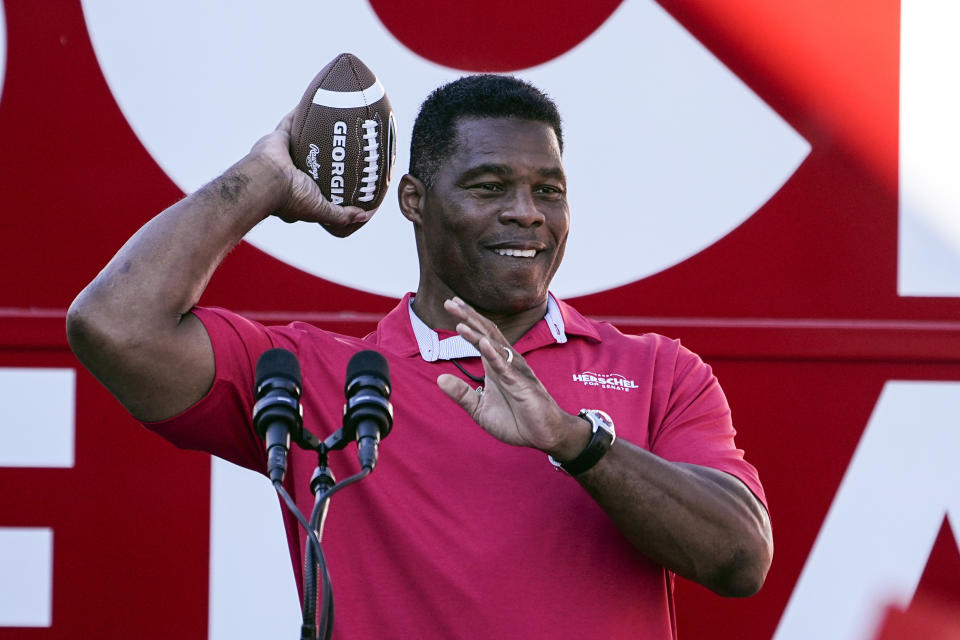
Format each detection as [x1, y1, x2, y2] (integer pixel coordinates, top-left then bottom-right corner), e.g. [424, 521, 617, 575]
[67, 74, 772, 638]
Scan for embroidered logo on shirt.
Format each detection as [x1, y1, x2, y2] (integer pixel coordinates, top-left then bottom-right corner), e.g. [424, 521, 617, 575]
[572, 371, 638, 392]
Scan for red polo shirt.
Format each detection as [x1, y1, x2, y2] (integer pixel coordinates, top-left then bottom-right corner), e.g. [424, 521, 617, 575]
[146, 294, 765, 639]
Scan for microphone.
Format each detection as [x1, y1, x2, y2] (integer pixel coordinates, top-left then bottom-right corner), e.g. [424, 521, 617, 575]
[342, 350, 393, 470]
[253, 348, 303, 483]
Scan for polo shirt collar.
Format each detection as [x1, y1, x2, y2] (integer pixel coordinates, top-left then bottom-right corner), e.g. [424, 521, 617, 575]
[374, 293, 601, 360]
[409, 294, 566, 362]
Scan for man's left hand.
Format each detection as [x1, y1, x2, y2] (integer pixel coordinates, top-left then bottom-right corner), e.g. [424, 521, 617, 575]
[436, 297, 589, 459]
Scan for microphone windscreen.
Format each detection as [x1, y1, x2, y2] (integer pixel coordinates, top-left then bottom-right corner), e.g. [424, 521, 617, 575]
[255, 348, 302, 387]
[346, 350, 390, 385]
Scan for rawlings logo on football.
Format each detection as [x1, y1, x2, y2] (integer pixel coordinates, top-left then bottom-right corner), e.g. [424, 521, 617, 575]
[305, 144, 321, 180]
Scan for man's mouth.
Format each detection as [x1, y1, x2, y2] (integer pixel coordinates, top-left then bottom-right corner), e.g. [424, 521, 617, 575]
[494, 248, 538, 258]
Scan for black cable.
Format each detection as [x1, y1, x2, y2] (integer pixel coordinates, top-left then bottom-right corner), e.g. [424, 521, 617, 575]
[302, 542, 317, 639]
[303, 540, 335, 640]
[315, 467, 372, 505]
[274, 481, 324, 561]
[318, 520, 333, 640]
[307, 506, 332, 640]
[452, 359, 484, 385]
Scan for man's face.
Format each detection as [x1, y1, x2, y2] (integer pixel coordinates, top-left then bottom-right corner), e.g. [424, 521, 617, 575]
[416, 117, 569, 315]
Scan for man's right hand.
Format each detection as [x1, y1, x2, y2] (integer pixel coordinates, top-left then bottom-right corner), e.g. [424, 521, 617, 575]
[252, 111, 372, 237]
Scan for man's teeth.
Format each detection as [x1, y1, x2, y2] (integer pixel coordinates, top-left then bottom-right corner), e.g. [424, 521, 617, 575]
[495, 248, 537, 258]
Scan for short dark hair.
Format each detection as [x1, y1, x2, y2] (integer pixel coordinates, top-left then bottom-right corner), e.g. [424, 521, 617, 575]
[408, 74, 564, 188]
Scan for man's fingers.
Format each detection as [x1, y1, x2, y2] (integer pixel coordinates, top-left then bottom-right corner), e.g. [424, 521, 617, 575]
[319, 217, 368, 237]
[275, 109, 296, 133]
[437, 373, 480, 414]
[445, 304, 526, 380]
[318, 205, 371, 237]
[445, 297, 499, 333]
[477, 336, 524, 379]
[279, 168, 373, 233]
[444, 298, 513, 356]
[318, 201, 370, 226]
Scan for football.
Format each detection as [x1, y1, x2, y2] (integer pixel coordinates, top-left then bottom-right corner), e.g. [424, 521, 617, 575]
[290, 53, 396, 211]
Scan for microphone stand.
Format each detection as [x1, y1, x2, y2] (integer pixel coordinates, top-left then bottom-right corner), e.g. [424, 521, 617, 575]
[293, 428, 374, 639]
[300, 447, 335, 640]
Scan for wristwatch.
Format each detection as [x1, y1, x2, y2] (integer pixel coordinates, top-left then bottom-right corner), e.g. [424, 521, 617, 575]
[549, 409, 616, 475]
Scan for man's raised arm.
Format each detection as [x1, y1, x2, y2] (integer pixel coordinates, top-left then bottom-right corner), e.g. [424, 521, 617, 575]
[66, 112, 370, 422]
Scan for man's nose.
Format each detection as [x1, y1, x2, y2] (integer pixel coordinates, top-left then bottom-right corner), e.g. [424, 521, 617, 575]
[498, 188, 545, 226]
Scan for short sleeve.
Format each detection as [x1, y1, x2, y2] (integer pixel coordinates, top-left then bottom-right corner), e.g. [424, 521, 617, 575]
[141, 306, 285, 474]
[649, 344, 767, 509]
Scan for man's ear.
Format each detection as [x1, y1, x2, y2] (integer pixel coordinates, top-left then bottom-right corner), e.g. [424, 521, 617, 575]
[397, 173, 426, 225]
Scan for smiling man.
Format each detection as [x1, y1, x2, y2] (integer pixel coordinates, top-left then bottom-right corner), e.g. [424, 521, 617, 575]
[67, 75, 771, 638]
[404, 115, 569, 341]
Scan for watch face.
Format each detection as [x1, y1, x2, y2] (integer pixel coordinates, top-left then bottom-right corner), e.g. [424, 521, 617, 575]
[582, 409, 615, 435]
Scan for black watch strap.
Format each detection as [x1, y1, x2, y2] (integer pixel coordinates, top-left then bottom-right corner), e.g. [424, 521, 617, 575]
[549, 409, 616, 475]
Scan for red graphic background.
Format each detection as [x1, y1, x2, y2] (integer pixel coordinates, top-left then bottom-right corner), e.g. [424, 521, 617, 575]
[1, 1, 958, 638]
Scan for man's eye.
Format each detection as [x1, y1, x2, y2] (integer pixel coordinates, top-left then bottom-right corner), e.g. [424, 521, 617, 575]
[536, 185, 564, 196]
[470, 183, 503, 192]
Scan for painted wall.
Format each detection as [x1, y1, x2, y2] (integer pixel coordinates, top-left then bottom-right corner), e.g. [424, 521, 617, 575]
[1, 1, 958, 638]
